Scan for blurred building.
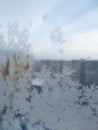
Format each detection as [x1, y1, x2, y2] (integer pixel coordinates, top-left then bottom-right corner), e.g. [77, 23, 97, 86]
[72, 60, 98, 85]
[34, 59, 98, 85]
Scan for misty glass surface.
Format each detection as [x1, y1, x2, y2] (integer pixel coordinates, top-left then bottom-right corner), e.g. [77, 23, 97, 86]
[0, 0, 98, 130]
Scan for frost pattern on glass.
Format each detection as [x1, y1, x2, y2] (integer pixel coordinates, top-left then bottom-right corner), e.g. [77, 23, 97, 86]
[0, 24, 98, 130]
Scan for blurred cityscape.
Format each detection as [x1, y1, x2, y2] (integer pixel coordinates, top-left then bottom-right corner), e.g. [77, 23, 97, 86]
[34, 59, 98, 85]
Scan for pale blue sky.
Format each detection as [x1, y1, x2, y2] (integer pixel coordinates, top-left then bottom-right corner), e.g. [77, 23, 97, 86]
[0, 0, 98, 60]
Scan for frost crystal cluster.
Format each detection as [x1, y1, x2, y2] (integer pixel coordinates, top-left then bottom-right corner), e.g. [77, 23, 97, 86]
[0, 23, 98, 130]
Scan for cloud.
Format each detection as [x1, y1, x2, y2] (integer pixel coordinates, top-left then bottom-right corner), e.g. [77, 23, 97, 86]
[33, 29, 98, 60]
[30, 15, 44, 31]
[70, 7, 98, 32]
[0, 0, 59, 26]
[61, 6, 98, 37]
[74, 29, 98, 43]
[62, 29, 98, 59]
[33, 40, 63, 60]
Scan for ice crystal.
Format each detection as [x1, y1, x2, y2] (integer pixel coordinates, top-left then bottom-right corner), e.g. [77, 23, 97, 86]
[0, 23, 98, 130]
